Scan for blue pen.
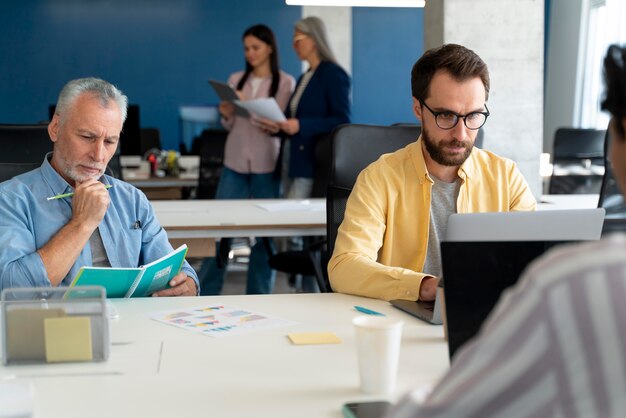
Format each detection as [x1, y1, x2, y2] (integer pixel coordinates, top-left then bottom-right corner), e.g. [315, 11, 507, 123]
[354, 305, 385, 316]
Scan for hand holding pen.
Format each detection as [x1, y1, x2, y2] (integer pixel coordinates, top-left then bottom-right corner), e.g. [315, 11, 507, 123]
[47, 184, 112, 200]
[66, 180, 112, 230]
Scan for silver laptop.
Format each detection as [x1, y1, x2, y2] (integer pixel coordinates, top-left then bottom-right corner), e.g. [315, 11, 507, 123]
[390, 296, 442, 325]
[442, 208, 605, 357]
[390, 208, 605, 325]
[445, 208, 605, 242]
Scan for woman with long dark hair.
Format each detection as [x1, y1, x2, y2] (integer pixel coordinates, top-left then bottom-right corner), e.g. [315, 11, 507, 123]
[199, 24, 295, 295]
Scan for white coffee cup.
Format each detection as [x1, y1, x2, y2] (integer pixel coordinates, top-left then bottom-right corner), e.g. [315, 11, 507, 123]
[353, 315, 404, 394]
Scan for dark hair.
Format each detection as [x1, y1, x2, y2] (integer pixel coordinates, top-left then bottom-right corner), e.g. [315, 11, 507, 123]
[602, 44, 626, 139]
[411, 44, 490, 102]
[236, 24, 281, 98]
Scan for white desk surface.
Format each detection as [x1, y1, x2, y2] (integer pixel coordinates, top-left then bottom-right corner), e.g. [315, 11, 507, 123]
[154, 195, 598, 239]
[537, 194, 599, 210]
[154, 199, 326, 238]
[0, 294, 449, 418]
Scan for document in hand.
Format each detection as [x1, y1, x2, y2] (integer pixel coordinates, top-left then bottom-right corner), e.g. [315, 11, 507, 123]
[207, 79, 250, 118]
[234, 98, 287, 122]
[68, 245, 189, 298]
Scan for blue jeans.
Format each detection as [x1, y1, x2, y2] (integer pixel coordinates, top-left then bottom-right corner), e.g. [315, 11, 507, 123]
[199, 167, 280, 295]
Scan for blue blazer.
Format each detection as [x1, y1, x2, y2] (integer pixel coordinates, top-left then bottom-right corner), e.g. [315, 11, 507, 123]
[286, 61, 351, 178]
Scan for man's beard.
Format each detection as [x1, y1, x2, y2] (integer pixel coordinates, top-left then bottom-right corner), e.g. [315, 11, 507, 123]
[421, 126, 473, 166]
[56, 152, 105, 183]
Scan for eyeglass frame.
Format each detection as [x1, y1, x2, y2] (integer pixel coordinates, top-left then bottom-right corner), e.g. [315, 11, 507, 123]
[293, 34, 309, 43]
[419, 99, 490, 130]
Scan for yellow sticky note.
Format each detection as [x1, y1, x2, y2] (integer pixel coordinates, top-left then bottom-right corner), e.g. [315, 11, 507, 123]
[288, 332, 341, 345]
[44, 316, 93, 363]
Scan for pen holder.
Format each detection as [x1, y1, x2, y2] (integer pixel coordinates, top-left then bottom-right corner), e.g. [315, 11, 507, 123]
[1, 286, 110, 365]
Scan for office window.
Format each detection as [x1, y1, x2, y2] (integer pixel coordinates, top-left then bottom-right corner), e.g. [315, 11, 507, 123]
[579, 0, 626, 129]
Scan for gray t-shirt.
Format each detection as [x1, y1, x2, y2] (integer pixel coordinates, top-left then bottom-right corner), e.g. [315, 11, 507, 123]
[422, 177, 460, 278]
[90, 228, 111, 268]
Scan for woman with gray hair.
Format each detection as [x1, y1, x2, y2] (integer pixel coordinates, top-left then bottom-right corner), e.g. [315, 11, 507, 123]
[258, 16, 351, 291]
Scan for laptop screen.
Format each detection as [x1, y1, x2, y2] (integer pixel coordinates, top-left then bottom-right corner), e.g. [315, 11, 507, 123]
[441, 208, 605, 359]
[441, 240, 572, 358]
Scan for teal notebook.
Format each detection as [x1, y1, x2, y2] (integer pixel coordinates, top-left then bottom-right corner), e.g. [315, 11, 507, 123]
[68, 245, 189, 298]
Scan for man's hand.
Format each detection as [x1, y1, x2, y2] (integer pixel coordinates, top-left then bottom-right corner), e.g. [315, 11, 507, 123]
[152, 272, 197, 297]
[70, 179, 111, 230]
[419, 276, 439, 301]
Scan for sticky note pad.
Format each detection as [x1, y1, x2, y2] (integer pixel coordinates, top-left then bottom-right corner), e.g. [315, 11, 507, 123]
[44, 316, 93, 363]
[287, 332, 341, 345]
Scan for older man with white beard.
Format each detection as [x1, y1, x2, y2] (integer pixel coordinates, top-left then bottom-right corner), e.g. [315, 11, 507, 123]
[0, 77, 198, 296]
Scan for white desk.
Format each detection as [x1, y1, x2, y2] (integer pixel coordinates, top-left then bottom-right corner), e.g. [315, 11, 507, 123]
[156, 196, 598, 239]
[537, 194, 599, 210]
[0, 294, 449, 418]
[154, 199, 326, 239]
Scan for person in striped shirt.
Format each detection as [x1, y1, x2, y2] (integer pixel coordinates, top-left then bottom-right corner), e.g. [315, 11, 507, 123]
[388, 44, 626, 418]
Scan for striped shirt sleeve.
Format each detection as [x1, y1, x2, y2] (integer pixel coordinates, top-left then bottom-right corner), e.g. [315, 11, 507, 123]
[388, 234, 626, 418]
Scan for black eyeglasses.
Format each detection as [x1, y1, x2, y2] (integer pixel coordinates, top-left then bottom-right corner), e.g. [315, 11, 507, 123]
[420, 100, 490, 130]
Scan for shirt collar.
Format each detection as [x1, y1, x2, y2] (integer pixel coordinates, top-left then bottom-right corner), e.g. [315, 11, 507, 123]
[458, 149, 477, 180]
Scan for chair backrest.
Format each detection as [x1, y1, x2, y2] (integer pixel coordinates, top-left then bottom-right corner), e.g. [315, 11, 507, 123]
[549, 127, 606, 194]
[325, 124, 421, 288]
[598, 128, 626, 233]
[553, 128, 605, 160]
[0, 124, 52, 183]
[192, 129, 227, 199]
[106, 147, 124, 180]
[0, 163, 42, 183]
[0, 124, 52, 164]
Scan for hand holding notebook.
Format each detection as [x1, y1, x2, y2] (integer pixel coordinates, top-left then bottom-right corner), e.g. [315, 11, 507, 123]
[67, 245, 189, 298]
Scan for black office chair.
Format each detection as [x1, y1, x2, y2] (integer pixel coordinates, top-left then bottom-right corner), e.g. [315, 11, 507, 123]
[106, 146, 124, 180]
[192, 129, 227, 199]
[269, 124, 421, 292]
[549, 127, 606, 194]
[0, 124, 53, 182]
[0, 124, 52, 162]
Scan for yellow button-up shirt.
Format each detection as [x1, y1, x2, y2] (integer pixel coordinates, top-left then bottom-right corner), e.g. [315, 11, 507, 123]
[328, 138, 537, 301]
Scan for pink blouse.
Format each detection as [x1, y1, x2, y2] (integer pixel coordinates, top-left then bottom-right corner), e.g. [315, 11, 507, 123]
[221, 70, 295, 174]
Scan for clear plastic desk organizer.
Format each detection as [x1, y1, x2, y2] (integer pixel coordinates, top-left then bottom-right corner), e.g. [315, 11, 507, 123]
[1, 286, 110, 365]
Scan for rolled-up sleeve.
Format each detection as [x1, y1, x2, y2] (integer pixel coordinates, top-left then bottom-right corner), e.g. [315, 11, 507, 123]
[0, 191, 50, 291]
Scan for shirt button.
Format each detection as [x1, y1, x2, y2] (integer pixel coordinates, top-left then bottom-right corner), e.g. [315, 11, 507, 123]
[299, 145, 304, 151]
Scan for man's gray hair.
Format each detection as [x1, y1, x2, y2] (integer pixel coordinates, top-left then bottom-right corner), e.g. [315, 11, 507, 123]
[295, 16, 337, 64]
[54, 77, 128, 124]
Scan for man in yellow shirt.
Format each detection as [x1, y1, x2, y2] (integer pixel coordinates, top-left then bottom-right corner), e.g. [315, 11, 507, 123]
[328, 44, 536, 302]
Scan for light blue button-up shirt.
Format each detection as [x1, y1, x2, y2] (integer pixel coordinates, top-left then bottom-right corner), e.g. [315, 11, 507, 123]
[0, 155, 199, 293]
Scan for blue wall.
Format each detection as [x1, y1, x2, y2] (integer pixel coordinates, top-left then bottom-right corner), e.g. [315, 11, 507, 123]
[0, 2, 424, 150]
[352, 7, 423, 125]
